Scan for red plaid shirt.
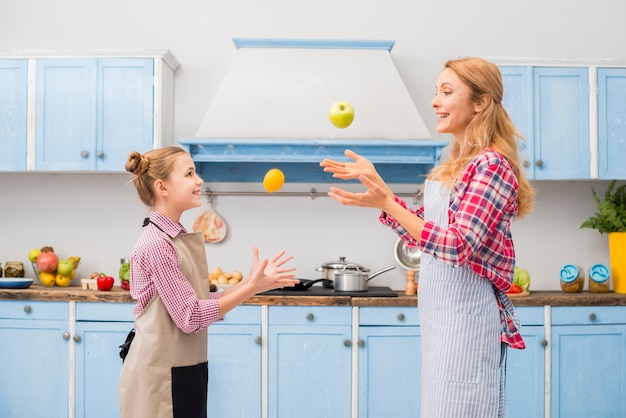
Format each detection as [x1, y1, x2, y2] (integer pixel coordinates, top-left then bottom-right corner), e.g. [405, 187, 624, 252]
[381, 149, 525, 349]
[130, 211, 223, 333]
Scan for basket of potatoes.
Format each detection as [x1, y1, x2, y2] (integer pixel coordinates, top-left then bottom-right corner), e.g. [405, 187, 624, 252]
[209, 267, 243, 290]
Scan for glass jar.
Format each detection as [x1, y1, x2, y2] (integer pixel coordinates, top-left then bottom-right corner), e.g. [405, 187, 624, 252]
[4, 261, 25, 278]
[119, 258, 130, 290]
[589, 263, 611, 293]
[560, 264, 584, 293]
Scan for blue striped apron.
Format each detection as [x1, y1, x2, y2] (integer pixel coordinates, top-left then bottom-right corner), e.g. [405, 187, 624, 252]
[418, 180, 506, 418]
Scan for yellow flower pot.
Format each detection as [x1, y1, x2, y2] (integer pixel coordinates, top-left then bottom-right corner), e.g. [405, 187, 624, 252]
[609, 232, 626, 294]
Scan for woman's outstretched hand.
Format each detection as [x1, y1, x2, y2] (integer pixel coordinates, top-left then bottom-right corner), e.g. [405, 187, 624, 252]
[320, 149, 395, 210]
[248, 247, 297, 293]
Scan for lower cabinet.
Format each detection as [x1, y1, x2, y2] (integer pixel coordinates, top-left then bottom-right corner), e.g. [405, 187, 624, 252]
[358, 306, 421, 418]
[268, 306, 352, 418]
[207, 305, 262, 417]
[551, 306, 626, 418]
[0, 301, 70, 418]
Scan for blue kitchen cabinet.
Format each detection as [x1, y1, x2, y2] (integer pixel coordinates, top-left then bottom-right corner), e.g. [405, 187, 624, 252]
[0, 59, 28, 171]
[358, 306, 421, 418]
[500, 66, 590, 180]
[268, 306, 352, 418]
[207, 305, 262, 418]
[74, 302, 134, 418]
[551, 306, 626, 418]
[598, 68, 626, 180]
[35, 57, 154, 171]
[0, 301, 70, 418]
[506, 306, 546, 418]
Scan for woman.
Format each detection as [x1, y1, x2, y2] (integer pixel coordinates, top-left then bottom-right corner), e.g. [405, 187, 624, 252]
[119, 146, 297, 418]
[320, 57, 534, 417]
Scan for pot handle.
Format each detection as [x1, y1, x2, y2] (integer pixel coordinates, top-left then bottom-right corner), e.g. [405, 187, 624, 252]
[367, 265, 396, 281]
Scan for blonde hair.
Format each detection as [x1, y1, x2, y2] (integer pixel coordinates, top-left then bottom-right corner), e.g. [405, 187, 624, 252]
[125, 146, 188, 207]
[428, 57, 534, 217]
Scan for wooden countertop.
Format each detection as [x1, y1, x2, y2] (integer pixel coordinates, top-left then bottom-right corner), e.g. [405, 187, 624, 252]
[2, 285, 626, 307]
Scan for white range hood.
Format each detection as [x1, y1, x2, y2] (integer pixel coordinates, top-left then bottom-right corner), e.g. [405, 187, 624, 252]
[180, 39, 447, 184]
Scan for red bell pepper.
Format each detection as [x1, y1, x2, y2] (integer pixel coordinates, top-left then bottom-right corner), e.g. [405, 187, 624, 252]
[507, 283, 523, 294]
[97, 274, 115, 291]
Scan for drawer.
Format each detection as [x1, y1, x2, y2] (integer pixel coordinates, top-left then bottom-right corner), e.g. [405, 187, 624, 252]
[76, 302, 135, 322]
[219, 305, 261, 325]
[0, 300, 68, 320]
[269, 306, 351, 326]
[515, 306, 545, 326]
[359, 306, 419, 326]
[551, 306, 626, 325]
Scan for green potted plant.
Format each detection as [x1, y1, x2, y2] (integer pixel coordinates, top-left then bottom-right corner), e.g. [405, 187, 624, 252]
[580, 180, 626, 293]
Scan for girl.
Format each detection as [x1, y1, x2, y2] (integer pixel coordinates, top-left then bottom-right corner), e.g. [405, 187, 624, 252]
[119, 146, 297, 418]
[320, 57, 534, 417]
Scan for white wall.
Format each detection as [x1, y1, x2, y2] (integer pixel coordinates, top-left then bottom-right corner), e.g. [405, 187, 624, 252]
[1, 0, 624, 290]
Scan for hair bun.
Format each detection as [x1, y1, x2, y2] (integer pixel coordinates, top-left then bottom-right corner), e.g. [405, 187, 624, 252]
[125, 151, 149, 175]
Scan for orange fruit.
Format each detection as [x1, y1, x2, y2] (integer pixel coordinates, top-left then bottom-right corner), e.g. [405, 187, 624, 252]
[263, 169, 285, 193]
[39, 271, 56, 287]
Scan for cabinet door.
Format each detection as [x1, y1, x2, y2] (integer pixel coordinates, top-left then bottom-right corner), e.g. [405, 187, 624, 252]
[501, 66, 534, 179]
[551, 307, 626, 418]
[358, 326, 421, 418]
[0, 59, 28, 171]
[598, 68, 626, 180]
[0, 301, 69, 418]
[97, 58, 154, 171]
[269, 306, 352, 418]
[36, 58, 97, 170]
[533, 67, 590, 179]
[208, 324, 262, 417]
[505, 307, 545, 418]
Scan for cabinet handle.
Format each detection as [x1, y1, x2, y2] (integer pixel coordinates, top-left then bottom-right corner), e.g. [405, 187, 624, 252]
[540, 339, 548, 347]
[397, 313, 405, 321]
[96, 151, 105, 159]
[23, 305, 32, 314]
[306, 313, 314, 321]
[80, 150, 89, 159]
[357, 339, 365, 347]
[589, 313, 597, 321]
[254, 337, 262, 345]
[535, 159, 544, 168]
[343, 339, 351, 347]
[63, 332, 70, 340]
[522, 160, 530, 168]
[73, 335, 81, 343]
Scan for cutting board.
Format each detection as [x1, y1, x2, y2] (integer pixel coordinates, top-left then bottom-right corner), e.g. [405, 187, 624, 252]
[259, 286, 398, 297]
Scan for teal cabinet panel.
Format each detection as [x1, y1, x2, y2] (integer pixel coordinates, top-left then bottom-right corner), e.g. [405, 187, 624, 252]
[74, 320, 133, 418]
[533, 67, 589, 179]
[598, 68, 626, 180]
[357, 325, 421, 418]
[268, 306, 352, 418]
[97, 58, 154, 171]
[0, 301, 70, 418]
[208, 324, 262, 417]
[75, 301, 134, 322]
[359, 305, 419, 326]
[0, 59, 28, 171]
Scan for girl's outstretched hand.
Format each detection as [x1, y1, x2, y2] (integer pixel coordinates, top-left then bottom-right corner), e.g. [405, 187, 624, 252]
[248, 247, 297, 293]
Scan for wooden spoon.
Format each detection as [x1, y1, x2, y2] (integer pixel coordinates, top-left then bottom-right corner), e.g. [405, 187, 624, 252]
[192, 194, 227, 243]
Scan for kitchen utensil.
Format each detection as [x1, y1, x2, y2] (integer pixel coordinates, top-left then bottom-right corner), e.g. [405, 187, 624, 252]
[316, 257, 370, 280]
[282, 278, 333, 291]
[333, 265, 395, 292]
[393, 238, 421, 271]
[192, 194, 227, 243]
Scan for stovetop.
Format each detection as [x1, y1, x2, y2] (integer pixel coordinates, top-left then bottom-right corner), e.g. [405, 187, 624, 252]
[258, 285, 398, 297]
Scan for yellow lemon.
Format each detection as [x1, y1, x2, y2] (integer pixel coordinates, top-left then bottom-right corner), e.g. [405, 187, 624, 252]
[55, 274, 71, 287]
[39, 271, 56, 287]
[263, 168, 285, 193]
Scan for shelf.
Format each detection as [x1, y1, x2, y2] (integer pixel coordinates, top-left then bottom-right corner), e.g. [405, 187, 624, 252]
[178, 138, 448, 184]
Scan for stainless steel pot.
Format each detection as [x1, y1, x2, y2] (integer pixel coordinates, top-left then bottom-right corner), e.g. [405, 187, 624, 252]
[333, 265, 395, 292]
[316, 257, 370, 280]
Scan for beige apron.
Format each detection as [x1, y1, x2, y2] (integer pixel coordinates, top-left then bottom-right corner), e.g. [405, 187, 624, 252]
[119, 231, 210, 418]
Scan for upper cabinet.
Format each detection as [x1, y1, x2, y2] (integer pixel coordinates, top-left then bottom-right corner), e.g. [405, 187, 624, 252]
[501, 63, 626, 181]
[0, 59, 28, 171]
[0, 50, 178, 172]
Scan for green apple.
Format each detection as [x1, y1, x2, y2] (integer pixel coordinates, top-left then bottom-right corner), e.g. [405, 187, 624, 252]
[28, 248, 41, 263]
[328, 101, 355, 129]
[56, 260, 74, 277]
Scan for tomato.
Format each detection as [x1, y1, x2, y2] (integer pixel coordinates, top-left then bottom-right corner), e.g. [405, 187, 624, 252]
[97, 274, 115, 291]
[507, 284, 523, 293]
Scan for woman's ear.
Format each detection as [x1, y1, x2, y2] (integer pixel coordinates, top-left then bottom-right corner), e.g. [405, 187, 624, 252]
[473, 94, 490, 113]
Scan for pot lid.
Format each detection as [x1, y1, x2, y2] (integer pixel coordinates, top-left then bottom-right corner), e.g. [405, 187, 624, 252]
[321, 257, 370, 272]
